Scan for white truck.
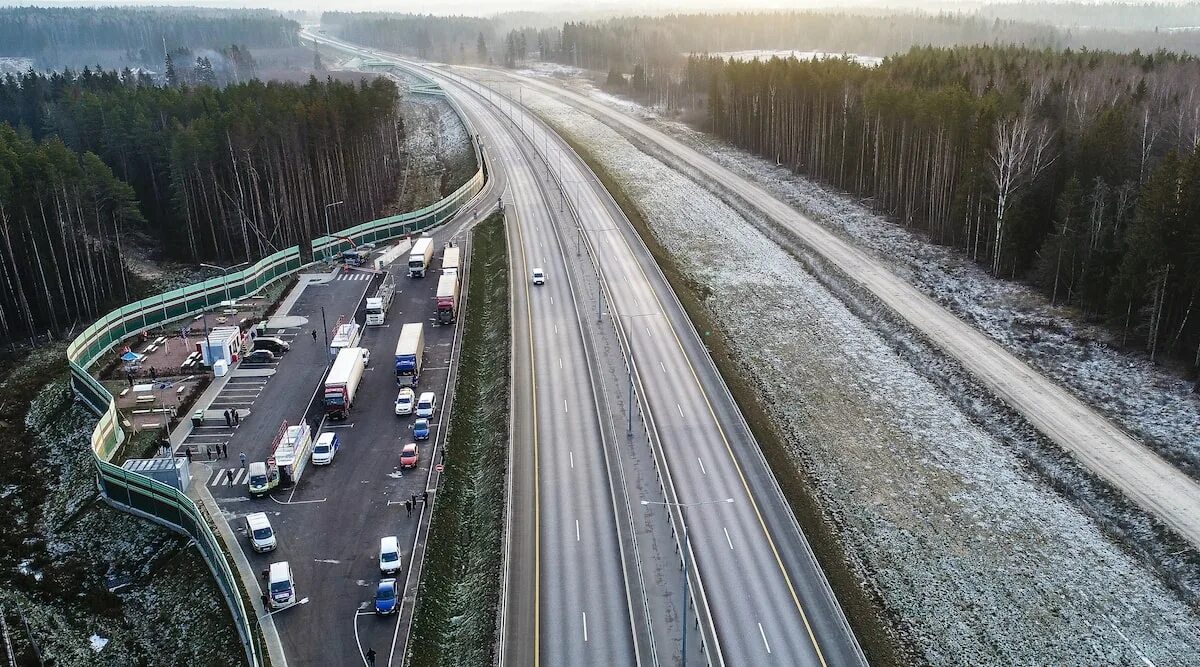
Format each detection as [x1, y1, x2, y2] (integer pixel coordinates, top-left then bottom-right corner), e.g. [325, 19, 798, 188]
[365, 273, 396, 326]
[441, 245, 461, 275]
[394, 323, 425, 387]
[324, 346, 367, 419]
[408, 237, 434, 278]
[435, 273, 459, 324]
[329, 319, 361, 356]
[274, 423, 313, 486]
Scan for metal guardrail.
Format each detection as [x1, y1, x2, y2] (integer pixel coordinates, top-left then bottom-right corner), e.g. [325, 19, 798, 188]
[69, 99, 485, 665]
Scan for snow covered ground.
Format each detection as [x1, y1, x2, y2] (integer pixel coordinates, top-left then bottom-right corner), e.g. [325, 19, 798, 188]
[514, 68, 1200, 481]
[461, 68, 1200, 665]
[2, 377, 242, 665]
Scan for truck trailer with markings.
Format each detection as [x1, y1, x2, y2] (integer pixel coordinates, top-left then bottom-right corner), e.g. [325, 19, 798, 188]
[435, 273, 459, 324]
[324, 346, 366, 419]
[394, 323, 425, 387]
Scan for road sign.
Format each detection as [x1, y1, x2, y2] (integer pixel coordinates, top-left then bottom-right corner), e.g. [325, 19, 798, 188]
[435, 464, 444, 473]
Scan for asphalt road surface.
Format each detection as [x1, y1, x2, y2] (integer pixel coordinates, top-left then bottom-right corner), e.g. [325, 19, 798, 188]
[206, 226, 474, 666]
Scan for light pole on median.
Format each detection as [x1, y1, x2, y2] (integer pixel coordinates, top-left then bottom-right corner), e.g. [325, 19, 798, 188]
[641, 497, 734, 666]
[324, 200, 345, 238]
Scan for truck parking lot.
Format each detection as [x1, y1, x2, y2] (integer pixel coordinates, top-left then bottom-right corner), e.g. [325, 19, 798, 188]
[187, 232, 468, 665]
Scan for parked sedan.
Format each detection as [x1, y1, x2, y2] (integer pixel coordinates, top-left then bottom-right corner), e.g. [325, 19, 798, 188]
[413, 418, 430, 441]
[375, 578, 398, 615]
[245, 349, 276, 363]
[394, 387, 416, 416]
[399, 443, 419, 469]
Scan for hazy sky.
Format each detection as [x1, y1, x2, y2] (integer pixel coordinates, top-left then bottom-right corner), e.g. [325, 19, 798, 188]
[4, 0, 996, 17]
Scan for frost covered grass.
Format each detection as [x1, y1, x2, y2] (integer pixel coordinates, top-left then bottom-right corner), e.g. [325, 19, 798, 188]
[409, 214, 509, 666]
[533, 69, 1200, 481]
[467, 71, 1200, 665]
[0, 353, 241, 665]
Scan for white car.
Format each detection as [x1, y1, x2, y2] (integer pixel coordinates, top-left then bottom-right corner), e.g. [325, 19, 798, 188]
[311, 432, 339, 465]
[395, 387, 416, 416]
[379, 536, 402, 575]
[415, 391, 437, 418]
[245, 512, 277, 553]
[531, 268, 545, 285]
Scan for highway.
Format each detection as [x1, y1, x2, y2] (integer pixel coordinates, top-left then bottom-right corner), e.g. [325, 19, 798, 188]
[303, 29, 643, 665]
[304, 29, 867, 666]
[501, 73, 1200, 551]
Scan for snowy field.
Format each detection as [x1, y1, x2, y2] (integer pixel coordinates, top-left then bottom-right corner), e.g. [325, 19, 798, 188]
[462, 68, 1200, 664]
[516, 68, 1200, 481]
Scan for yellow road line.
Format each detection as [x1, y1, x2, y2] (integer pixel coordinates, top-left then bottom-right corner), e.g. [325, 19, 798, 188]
[511, 200, 541, 667]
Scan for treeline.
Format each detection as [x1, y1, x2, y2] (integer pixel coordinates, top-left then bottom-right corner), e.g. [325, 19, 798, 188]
[697, 46, 1200, 367]
[980, 2, 1200, 31]
[0, 6, 298, 69]
[321, 12, 496, 64]
[0, 69, 406, 340]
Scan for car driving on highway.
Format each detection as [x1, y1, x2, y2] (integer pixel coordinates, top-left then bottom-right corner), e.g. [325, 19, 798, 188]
[375, 579, 398, 615]
[400, 443, 419, 469]
[415, 391, 436, 418]
[532, 267, 546, 285]
[394, 387, 415, 416]
[413, 418, 430, 441]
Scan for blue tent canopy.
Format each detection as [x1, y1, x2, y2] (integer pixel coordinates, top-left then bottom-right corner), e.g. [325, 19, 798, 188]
[120, 351, 144, 362]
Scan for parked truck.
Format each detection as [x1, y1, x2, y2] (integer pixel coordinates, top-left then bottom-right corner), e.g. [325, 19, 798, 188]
[324, 346, 367, 419]
[365, 274, 396, 326]
[394, 323, 425, 387]
[274, 423, 313, 486]
[408, 237, 434, 278]
[441, 245, 461, 275]
[329, 319, 361, 356]
[435, 273, 459, 324]
[249, 421, 311, 496]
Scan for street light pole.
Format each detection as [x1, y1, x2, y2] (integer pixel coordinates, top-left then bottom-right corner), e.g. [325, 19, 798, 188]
[324, 200, 345, 238]
[641, 497, 734, 666]
[199, 261, 249, 309]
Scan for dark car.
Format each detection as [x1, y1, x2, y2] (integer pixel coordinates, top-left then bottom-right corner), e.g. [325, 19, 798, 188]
[245, 349, 276, 363]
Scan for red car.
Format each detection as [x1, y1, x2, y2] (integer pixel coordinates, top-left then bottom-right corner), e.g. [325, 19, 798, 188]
[399, 443, 419, 469]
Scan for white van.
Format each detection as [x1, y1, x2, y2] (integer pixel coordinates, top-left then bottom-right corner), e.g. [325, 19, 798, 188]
[379, 536, 402, 575]
[311, 432, 340, 466]
[245, 512, 277, 552]
[267, 561, 295, 609]
[415, 392, 436, 418]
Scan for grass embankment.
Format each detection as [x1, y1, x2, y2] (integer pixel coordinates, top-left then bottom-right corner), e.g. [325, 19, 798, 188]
[559, 133, 911, 666]
[409, 213, 509, 666]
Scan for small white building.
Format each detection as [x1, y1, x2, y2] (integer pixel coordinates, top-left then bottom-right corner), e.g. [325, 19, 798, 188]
[200, 326, 243, 366]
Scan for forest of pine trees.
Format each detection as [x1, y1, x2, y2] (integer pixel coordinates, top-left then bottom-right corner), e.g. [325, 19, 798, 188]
[0, 6, 298, 70]
[697, 46, 1200, 368]
[0, 68, 407, 343]
[321, 12, 496, 64]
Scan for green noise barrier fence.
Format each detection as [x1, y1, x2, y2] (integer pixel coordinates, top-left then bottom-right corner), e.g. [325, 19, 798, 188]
[68, 81, 485, 667]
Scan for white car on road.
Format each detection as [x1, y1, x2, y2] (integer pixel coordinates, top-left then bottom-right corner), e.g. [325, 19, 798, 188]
[395, 387, 416, 416]
[532, 268, 545, 285]
[415, 391, 437, 418]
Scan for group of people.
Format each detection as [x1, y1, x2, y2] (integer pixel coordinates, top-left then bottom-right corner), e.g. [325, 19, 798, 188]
[223, 409, 241, 426]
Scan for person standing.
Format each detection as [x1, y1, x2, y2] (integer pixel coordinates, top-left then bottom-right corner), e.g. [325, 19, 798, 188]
[233, 410, 240, 426]
[311, 329, 318, 342]
[223, 409, 232, 427]
[222, 443, 228, 459]
[185, 448, 193, 463]
[405, 500, 412, 516]
[239, 452, 247, 469]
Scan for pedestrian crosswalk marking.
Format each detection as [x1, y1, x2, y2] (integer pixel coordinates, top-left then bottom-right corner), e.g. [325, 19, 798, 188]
[335, 273, 371, 281]
[210, 467, 248, 486]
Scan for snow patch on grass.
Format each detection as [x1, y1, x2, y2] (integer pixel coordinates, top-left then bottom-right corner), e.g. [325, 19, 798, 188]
[538, 70, 1200, 480]
[478, 72, 1200, 665]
